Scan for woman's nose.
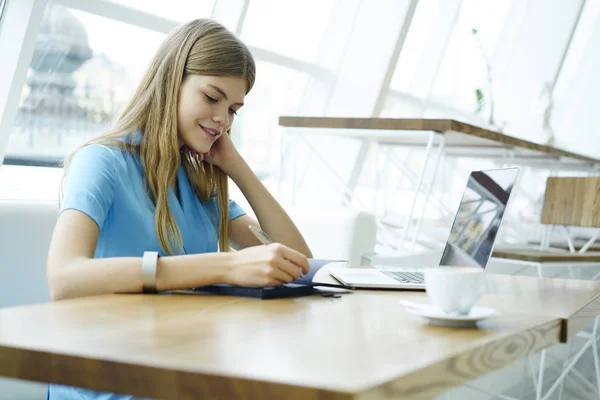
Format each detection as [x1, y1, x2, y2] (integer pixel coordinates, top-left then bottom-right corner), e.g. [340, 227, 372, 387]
[212, 110, 229, 126]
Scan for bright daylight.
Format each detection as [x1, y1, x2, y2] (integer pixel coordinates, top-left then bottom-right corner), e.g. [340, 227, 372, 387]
[1, 0, 600, 399]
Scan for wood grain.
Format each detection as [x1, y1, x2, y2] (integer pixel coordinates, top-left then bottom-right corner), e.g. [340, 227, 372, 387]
[278, 117, 600, 163]
[0, 281, 570, 400]
[356, 318, 559, 400]
[398, 274, 600, 343]
[541, 177, 600, 227]
[478, 274, 600, 342]
[492, 249, 600, 263]
[279, 117, 454, 132]
[565, 294, 600, 342]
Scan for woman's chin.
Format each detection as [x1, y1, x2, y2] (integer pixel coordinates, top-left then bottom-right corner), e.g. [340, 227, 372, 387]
[183, 143, 210, 154]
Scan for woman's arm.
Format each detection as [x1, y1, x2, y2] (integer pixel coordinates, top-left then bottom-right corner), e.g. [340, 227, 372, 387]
[47, 210, 308, 300]
[224, 157, 312, 258]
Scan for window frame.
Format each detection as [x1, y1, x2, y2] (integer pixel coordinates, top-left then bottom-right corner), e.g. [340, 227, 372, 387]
[0, 0, 6, 22]
[0, 0, 334, 168]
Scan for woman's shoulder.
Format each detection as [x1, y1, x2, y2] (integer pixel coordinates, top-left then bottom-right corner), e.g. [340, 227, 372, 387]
[69, 142, 139, 176]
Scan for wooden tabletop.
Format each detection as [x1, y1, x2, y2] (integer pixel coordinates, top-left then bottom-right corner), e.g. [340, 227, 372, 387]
[493, 248, 600, 263]
[278, 117, 600, 164]
[480, 274, 600, 342]
[0, 274, 599, 400]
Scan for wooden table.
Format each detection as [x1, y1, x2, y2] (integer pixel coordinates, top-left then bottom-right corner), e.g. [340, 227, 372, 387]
[1, 274, 600, 400]
[493, 248, 600, 263]
[278, 117, 600, 164]
[277, 117, 600, 251]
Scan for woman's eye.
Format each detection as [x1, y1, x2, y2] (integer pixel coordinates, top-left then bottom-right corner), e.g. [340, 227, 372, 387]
[229, 108, 238, 116]
[205, 95, 218, 103]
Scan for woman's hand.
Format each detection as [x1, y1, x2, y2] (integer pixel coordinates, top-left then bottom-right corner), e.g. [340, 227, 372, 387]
[184, 133, 245, 176]
[225, 243, 310, 287]
[204, 132, 241, 168]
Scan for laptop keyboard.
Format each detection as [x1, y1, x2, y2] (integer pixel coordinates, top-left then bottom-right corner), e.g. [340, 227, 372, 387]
[381, 271, 424, 284]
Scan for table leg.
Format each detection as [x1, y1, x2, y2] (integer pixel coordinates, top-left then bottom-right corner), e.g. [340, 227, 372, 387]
[410, 136, 446, 252]
[374, 143, 388, 219]
[401, 131, 436, 250]
[557, 341, 573, 400]
[536, 349, 546, 400]
[278, 129, 300, 203]
[579, 229, 600, 254]
[541, 338, 594, 400]
[294, 135, 398, 249]
[388, 149, 455, 219]
[464, 382, 521, 400]
[278, 128, 289, 201]
[592, 317, 600, 397]
[345, 138, 372, 205]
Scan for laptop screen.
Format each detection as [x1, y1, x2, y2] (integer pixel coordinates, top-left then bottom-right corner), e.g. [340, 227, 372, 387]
[438, 168, 519, 268]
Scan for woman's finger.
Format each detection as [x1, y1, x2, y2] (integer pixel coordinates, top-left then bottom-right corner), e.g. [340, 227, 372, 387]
[268, 261, 297, 283]
[279, 247, 310, 274]
[275, 258, 302, 281]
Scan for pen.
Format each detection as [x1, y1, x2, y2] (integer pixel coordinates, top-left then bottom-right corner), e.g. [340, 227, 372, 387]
[248, 225, 304, 278]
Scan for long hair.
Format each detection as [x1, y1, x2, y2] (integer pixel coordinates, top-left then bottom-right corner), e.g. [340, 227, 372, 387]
[62, 19, 256, 255]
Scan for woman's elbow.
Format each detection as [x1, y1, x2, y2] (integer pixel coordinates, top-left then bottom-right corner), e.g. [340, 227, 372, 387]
[47, 261, 79, 301]
[47, 271, 69, 301]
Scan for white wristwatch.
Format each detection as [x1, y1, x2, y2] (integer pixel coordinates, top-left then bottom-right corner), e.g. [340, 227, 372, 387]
[142, 251, 159, 293]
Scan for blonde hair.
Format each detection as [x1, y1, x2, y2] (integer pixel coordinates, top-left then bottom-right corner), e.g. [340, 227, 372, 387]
[62, 19, 256, 255]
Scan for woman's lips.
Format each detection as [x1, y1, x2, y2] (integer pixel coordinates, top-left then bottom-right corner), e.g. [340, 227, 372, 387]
[200, 125, 219, 141]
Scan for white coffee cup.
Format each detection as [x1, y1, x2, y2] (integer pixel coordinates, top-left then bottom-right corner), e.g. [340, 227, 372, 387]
[424, 266, 488, 315]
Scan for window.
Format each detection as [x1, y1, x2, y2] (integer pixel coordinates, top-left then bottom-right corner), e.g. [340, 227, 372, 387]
[236, 61, 318, 176]
[429, 0, 512, 115]
[106, 0, 215, 23]
[391, 0, 451, 97]
[387, 0, 512, 120]
[240, 0, 336, 62]
[0, 0, 6, 23]
[5, 4, 165, 165]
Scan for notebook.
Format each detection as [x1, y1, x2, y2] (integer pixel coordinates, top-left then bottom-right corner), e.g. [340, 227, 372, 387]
[189, 259, 350, 299]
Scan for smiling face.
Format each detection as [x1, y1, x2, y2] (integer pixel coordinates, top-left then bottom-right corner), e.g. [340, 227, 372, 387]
[176, 75, 246, 153]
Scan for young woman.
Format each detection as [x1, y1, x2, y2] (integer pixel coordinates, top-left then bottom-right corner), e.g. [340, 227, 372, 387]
[46, 19, 312, 399]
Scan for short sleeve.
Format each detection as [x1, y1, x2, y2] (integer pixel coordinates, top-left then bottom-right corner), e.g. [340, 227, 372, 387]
[229, 199, 245, 221]
[60, 145, 118, 229]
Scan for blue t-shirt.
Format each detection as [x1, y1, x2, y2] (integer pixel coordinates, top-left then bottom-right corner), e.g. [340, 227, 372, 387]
[48, 140, 245, 400]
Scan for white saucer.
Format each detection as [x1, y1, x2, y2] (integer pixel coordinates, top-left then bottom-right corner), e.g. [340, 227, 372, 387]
[404, 304, 497, 328]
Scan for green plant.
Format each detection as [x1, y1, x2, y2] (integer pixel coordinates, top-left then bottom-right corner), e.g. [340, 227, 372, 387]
[475, 88, 484, 113]
[472, 28, 495, 126]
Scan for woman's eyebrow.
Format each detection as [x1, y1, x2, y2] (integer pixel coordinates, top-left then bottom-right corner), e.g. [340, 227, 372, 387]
[207, 84, 244, 106]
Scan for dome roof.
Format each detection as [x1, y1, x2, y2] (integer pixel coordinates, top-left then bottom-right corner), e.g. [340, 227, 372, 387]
[30, 4, 93, 73]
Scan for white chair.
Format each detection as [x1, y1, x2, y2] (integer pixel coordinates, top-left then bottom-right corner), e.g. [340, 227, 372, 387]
[285, 207, 377, 267]
[0, 199, 56, 307]
[0, 199, 58, 399]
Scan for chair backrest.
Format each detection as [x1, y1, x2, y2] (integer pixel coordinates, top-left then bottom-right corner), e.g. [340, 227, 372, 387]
[0, 200, 57, 307]
[285, 206, 377, 267]
[541, 177, 600, 228]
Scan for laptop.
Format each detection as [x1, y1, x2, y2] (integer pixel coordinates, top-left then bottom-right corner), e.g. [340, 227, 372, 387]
[329, 168, 520, 289]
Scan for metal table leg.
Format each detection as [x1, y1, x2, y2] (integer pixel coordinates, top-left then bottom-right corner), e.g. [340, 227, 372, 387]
[400, 131, 437, 250]
[410, 136, 446, 252]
